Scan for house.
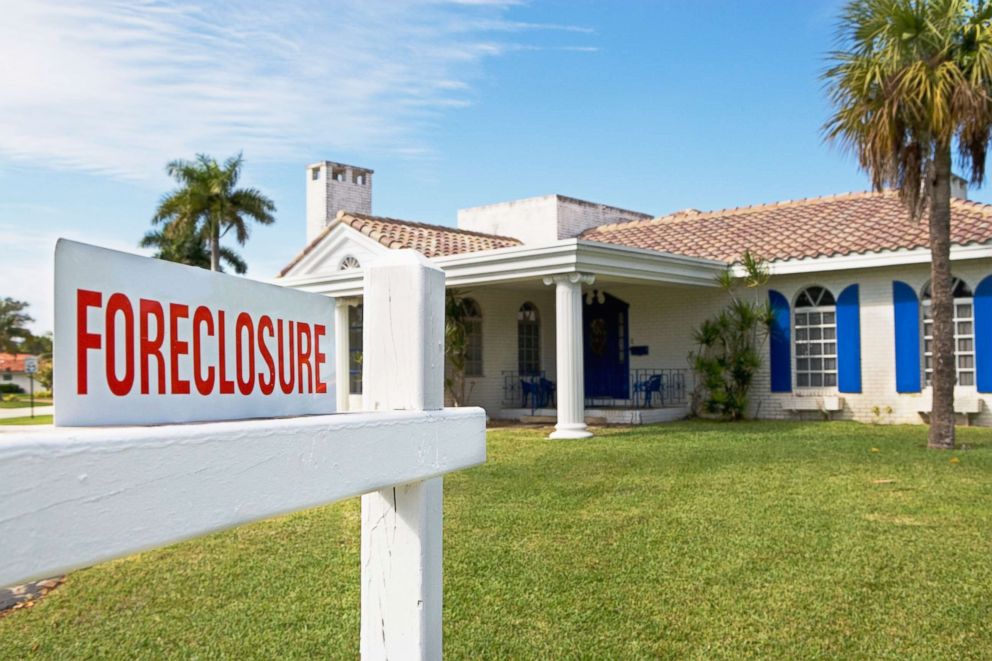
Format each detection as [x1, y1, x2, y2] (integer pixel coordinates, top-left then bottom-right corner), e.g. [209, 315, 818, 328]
[0, 353, 39, 393]
[278, 161, 992, 437]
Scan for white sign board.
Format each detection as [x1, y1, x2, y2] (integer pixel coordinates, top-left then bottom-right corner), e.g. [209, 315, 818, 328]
[54, 239, 336, 426]
[23, 357, 38, 374]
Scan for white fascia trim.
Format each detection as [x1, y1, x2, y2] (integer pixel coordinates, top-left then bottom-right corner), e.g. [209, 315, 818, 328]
[735, 243, 992, 277]
[573, 240, 725, 287]
[277, 239, 725, 297]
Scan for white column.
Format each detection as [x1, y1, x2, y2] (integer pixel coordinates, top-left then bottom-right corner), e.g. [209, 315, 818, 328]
[361, 250, 446, 661]
[334, 298, 354, 412]
[543, 273, 595, 440]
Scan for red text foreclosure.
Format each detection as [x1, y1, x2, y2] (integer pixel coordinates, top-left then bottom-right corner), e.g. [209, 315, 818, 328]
[75, 289, 328, 397]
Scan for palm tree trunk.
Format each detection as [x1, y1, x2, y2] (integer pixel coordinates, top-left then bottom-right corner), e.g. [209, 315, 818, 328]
[210, 219, 220, 272]
[928, 141, 956, 450]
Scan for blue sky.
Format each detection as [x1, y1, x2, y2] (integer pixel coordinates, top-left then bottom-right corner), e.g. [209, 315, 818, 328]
[2, 0, 988, 333]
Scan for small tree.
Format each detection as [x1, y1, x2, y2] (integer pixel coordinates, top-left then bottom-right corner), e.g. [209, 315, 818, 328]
[690, 252, 774, 420]
[0, 298, 33, 354]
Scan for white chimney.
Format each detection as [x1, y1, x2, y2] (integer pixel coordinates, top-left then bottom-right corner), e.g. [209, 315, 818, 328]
[306, 161, 374, 242]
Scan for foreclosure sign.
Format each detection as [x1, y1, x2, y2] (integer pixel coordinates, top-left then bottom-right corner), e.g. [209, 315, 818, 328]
[54, 240, 335, 426]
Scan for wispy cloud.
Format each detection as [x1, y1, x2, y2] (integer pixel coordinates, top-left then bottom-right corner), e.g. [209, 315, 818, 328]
[0, 0, 594, 182]
[0, 225, 152, 333]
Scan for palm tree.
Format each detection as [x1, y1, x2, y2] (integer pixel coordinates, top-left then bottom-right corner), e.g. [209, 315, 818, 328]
[140, 223, 248, 274]
[152, 153, 275, 272]
[823, 0, 992, 450]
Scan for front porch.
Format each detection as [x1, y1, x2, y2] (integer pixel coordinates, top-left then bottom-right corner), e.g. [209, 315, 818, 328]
[282, 239, 728, 438]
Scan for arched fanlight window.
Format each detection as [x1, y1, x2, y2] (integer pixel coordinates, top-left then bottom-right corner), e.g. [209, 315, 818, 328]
[339, 255, 361, 271]
[921, 277, 974, 386]
[517, 302, 540, 376]
[462, 298, 483, 377]
[794, 286, 837, 388]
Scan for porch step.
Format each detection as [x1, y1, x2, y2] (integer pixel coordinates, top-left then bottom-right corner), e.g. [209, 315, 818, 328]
[519, 415, 608, 425]
[504, 407, 690, 426]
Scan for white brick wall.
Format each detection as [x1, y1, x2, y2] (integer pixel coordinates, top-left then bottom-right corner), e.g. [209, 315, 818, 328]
[444, 261, 992, 426]
[457, 195, 651, 245]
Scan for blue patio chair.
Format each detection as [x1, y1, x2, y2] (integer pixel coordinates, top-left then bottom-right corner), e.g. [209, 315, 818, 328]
[539, 378, 556, 408]
[520, 379, 539, 408]
[633, 374, 662, 408]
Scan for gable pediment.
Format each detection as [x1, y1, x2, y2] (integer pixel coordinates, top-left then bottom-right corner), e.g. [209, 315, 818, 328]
[282, 224, 389, 278]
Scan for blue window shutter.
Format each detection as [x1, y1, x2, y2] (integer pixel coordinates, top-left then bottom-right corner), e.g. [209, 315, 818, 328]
[892, 281, 921, 393]
[836, 284, 862, 393]
[976, 275, 992, 393]
[768, 290, 791, 392]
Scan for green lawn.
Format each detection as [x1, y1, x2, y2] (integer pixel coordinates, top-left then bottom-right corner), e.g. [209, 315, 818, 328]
[1, 421, 990, 659]
[0, 414, 53, 425]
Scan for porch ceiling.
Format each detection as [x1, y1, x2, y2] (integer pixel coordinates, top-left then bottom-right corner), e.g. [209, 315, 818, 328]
[276, 238, 725, 298]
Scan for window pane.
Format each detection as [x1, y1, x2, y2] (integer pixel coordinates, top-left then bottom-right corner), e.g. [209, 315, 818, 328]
[824, 358, 836, 370]
[797, 359, 809, 371]
[810, 344, 822, 356]
[958, 321, 973, 335]
[824, 373, 837, 387]
[811, 373, 823, 387]
[795, 313, 808, 325]
[958, 338, 973, 352]
[959, 355, 974, 369]
[797, 374, 809, 387]
[957, 304, 973, 318]
[809, 327, 822, 340]
[823, 327, 836, 340]
[809, 312, 821, 325]
[796, 328, 808, 341]
[811, 358, 823, 371]
[822, 311, 835, 325]
[960, 372, 975, 386]
[824, 342, 836, 355]
[796, 344, 808, 356]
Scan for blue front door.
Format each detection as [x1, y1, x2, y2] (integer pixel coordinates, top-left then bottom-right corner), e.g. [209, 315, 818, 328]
[583, 292, 630, 399]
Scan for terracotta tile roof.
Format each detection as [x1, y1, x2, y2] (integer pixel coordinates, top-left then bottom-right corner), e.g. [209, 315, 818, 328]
[580, 190, 992, 264]
[0, 353, 34, 373]
[280, 211, 522, 276]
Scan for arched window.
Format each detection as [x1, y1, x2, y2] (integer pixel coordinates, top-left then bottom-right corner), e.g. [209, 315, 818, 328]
[517, 302, 540, 376]
[794, 286, 837, 388]
[463, 298, 483, 377]
[339, 255, 361, 271]
[922, 277, 974, 386]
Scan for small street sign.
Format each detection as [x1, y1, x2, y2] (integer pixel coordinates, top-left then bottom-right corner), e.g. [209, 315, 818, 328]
[23, 357, 38, 375]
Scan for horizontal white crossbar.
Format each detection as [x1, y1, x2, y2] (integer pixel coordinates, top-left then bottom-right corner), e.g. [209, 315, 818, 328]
[0, 408, 486, 588]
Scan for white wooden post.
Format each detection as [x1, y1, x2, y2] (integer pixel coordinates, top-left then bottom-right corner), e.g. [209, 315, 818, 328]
[360, 250, 446, 660]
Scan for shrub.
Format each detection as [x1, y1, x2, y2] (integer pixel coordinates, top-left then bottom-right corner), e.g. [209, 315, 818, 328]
[0, 384, 25, 394]
[689, 252, 774, 421]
